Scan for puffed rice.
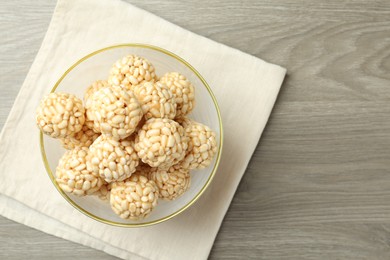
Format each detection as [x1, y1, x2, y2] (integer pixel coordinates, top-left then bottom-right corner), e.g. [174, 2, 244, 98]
[149, 166, 190, 200]
[87, 135, 139, 183]
[59, 124, 100, 149]
[86, 86, 143, 139]
[178, 119, 217, 170]
[36, 92, 85, 138]
[56, 147, 104, 196]
[84, 81, 109, 133]
[175, 116, 192, 129]
[133, 81, 177, 120]
[135, 118, 188, 169]
[108, 54, 157, 91]
[110, 174, 159, 220]
[84, 80, 110, 104]
[159, 72, 195, 117]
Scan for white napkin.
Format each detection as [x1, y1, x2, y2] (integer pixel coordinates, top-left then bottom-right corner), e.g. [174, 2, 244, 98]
[0, 0, 286, 259]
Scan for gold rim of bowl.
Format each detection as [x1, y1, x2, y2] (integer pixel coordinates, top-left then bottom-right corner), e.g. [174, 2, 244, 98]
[39, 43, 223, 227]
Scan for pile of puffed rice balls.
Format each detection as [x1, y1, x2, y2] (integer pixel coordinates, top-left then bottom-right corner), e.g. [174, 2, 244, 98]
[36, 54, 218, 220]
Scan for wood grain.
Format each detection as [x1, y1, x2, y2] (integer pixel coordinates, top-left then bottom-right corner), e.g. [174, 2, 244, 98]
[1, 0, 390, 259]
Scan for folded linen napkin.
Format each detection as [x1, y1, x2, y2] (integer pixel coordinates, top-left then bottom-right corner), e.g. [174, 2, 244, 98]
[0, 0, 286, 259]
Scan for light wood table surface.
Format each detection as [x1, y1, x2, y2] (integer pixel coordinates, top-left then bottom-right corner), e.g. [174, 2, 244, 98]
[1, 0, 390, 259]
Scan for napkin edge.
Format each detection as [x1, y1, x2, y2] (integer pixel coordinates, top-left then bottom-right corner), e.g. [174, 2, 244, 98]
[0, 193, 147, 260]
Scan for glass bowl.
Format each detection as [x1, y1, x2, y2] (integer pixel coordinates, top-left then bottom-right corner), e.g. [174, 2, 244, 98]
[40, 44, 223, 227]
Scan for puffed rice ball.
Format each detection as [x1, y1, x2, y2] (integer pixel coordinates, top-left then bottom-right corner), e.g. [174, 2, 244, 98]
[86, 86, 143, 139]
[133, 82, 177, 120]
[179, 120, 217, 170]
[59, 124, 100, 149]
[135, 118, 188, 169]
[56, 147, 104, 196]
[159, 72, 195, 117]
[87, 135, 139, 183]
[149, 166, 190, 200]
[110, 174, 159, 220]
[36, 92, 85, 138]
[108, 55, 157, 91]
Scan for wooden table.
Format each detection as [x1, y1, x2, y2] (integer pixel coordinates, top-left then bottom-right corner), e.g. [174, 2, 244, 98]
[1, 1, 390, 259]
